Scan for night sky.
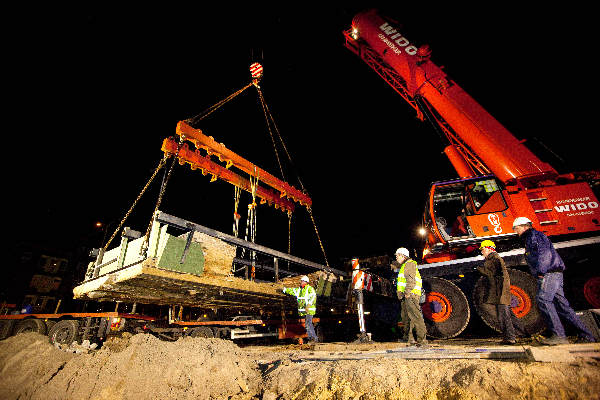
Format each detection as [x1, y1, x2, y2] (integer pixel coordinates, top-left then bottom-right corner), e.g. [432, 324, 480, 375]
[7, 4, 598, 269]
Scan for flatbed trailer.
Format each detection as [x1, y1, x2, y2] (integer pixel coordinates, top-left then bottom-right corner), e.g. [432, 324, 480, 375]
[1, 211, 354, 345]
[0, 309, 352, 345]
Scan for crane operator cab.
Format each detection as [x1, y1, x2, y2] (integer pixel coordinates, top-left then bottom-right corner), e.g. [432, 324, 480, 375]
[422, 175, 516, 262]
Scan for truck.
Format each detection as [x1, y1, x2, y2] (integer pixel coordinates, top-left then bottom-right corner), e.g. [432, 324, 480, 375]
[343, 9, 600, 339]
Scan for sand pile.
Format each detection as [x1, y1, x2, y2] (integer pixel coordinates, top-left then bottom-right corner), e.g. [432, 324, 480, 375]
[0, 332, 260, 400]
[259, 356, 600, 399]
[1, 333, 599, 399]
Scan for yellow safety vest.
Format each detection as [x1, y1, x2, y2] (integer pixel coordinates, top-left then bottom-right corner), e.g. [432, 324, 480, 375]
[284, 285, 316, 316]
[397, 259, 422, 296]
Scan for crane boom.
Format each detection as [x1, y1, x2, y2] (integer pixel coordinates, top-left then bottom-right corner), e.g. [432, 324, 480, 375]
[346, 9, 558, 188]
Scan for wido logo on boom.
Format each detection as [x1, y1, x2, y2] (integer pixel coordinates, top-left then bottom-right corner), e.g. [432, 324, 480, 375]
[378, 22, 418, 56]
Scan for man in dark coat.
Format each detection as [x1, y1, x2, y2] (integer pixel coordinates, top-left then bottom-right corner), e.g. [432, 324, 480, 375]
[477, 240, 516, 344]
[513, 217, 595, 345]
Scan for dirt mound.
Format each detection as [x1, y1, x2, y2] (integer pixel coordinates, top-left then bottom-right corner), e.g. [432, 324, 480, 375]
[0, 332, 260, 400]
[260, 357, 600, 399]
[1, 333, 599, 399]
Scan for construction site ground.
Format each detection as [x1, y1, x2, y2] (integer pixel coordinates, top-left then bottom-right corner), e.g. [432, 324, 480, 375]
[1, 332, 599, 400]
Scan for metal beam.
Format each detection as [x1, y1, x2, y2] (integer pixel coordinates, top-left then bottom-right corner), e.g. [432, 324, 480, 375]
[162, 138, 295, 212]
[176, 121, 312, 207]
[155, 211, 347, 276]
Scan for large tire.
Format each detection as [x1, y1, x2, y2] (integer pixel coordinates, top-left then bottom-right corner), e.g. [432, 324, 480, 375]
[189, 326, 214, 338]
[13, 319, 47, 335]
[473, 269, 545, 336]
[0, 320, 16, 340]
[583, 276, 600, 308]
[48, 320, 81, 346]
[421, 277, 470, 339]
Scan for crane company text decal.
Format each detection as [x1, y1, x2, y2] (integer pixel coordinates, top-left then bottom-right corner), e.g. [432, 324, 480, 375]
[554, 197, 598, 216]
[378, 23, 418, 56]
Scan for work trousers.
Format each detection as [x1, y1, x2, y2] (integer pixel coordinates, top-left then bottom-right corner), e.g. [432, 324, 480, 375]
[536, 272, 593, 339]
[497, 304, 516, 341]
[401, 295, 427, 343]
[304, 314, 318, 342]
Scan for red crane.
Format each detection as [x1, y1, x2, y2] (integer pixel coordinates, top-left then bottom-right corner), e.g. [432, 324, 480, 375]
[344, 9, 600, 338]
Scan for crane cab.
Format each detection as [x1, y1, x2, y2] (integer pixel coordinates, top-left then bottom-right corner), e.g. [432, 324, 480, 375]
[422, 175, 517, 262]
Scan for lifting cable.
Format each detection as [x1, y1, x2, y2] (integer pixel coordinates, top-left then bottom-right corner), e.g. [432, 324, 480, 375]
[101, 155, 169, 253]
[139, 139, 184, 255]
[185, 83, 254, 126]
[240, 170, 259, 279]
[255, 83, 286, 182]
[233, 186, 242, 237]
[255, 85, 330, 268]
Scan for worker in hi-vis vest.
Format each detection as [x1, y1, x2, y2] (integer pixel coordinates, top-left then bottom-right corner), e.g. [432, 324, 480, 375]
[283, 275, 319, 343]
[391, 247, 427, 346]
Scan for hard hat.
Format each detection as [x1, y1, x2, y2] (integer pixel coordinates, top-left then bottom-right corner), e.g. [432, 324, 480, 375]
[300, 275, 310, 282]
[512, 216, 532, 228]
[395, 247, 410, 257]
[479, 239, 496, 249]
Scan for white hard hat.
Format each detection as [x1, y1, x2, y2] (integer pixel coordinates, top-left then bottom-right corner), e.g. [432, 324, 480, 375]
[395, 247, 410, 257]
[300, 275, 310, 282]
[512, 216, 532, 228]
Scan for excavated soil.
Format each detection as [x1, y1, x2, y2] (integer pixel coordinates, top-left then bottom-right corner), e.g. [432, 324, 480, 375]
[1, 332, 599, 400]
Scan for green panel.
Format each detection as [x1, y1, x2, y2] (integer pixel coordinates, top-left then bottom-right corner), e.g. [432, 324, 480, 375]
[157, 235, 204, 276]
[316, 276, 325, 296]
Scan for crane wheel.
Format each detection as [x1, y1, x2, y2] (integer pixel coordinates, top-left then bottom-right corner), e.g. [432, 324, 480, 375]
[473, 269, 545, 336]
[421, 277, 470, 339]
[583, 276, 600, 309]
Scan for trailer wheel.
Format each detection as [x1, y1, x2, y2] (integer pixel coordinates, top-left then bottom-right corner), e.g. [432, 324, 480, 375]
[13, 319, 47, 335]
[0, 320, 15, 340]
[189, 326, 214, 338]
[48, 320, 80, 346]
[473, 269, 545, 336]
[45, 320, 56, 333]
[421, 277, 470, 339]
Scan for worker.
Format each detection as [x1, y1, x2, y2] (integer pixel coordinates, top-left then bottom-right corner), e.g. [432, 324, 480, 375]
[391, 247, 427, 346]
[513, 217, 595, 345]
[283, 275, 319, 343]
[476, 240, 517, 344]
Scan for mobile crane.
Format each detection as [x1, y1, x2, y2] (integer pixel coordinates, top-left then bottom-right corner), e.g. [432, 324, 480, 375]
[344, 9, 600, 338]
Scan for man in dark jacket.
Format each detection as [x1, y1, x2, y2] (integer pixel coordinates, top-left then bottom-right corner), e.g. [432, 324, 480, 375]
[477, 240, 516, 344]
[513, 217, 595, 345]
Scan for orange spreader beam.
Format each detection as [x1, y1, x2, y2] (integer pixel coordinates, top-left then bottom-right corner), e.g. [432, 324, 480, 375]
[161, 138, 296, 213]
[176, 121, 312, 208]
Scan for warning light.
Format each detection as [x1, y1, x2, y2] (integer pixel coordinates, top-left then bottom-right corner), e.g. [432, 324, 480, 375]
[338, 320, 342, 324]
[351, 27, 359, 39]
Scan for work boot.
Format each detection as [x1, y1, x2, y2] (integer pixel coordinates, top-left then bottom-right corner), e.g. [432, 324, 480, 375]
[540, 335, 569, 345]
[416, 339, 428, 348]
[500, 339, 517, 345]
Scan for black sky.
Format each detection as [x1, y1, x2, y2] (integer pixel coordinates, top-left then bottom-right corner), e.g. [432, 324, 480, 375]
[7, 4, 598, 267]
